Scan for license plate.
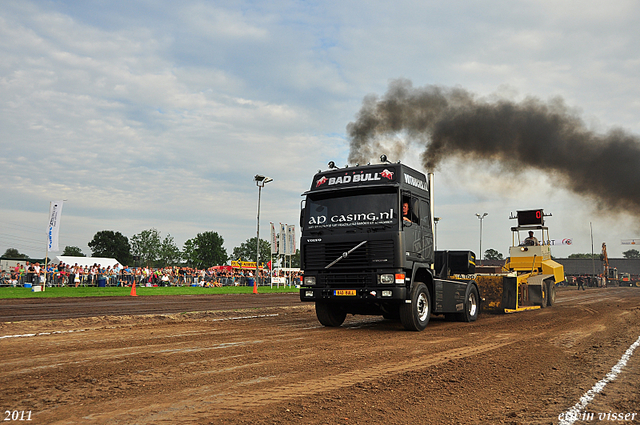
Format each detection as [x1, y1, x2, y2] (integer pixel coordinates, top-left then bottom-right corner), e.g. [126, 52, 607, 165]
[334, 290, 356, 296]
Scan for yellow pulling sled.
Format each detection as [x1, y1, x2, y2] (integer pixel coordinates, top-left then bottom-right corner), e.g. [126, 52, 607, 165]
[476, 209, 565, 313]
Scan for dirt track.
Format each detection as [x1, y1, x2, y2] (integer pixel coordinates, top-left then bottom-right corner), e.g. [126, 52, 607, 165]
[1, 287, 639, 424]
[0, 293, 299, 321]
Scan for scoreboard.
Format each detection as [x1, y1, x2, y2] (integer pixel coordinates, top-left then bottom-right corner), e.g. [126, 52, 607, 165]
[517, 209, 544, 226]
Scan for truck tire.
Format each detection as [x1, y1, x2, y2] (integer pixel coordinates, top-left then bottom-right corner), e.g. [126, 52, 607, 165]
[400, 282, 431, 331]
[539, 283, 548, 308]
[458, 285, 480, 322]
[546, 279, 556, 307]
[316, 302, 346, 327]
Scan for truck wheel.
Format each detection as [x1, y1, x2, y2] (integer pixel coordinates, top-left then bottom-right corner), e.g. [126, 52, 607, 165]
[400, 282, 431, 331]
[315, 302, 346, 327]
[458, 285, 479, 322]
[546, 279, 556, 307]
[539, 283, 548, 308]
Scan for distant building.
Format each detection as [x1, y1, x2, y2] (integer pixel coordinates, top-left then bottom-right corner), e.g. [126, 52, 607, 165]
[556, 258, 640, 277]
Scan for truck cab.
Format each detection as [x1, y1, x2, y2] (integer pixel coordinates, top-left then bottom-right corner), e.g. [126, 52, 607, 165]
[299, 157, 479, 331]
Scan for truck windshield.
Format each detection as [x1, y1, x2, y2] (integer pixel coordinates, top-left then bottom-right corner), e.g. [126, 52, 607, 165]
[305, 192, 397, 230]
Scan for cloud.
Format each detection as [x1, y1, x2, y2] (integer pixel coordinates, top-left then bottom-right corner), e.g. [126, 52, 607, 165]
[1, 0, 640, 259]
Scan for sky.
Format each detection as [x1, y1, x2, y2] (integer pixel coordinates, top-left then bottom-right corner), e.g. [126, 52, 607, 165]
[1, 0, 640, 261]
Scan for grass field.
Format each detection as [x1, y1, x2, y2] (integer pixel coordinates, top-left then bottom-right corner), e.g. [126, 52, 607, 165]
[0, 285, 299, 299]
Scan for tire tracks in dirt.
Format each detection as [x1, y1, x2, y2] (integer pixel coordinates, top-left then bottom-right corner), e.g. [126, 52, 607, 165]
[7, 288, 640, 425]
[76, 339, 516, 424]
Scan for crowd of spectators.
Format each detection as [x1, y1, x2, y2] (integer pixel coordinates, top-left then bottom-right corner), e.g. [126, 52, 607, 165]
[1, 261, 302, 288]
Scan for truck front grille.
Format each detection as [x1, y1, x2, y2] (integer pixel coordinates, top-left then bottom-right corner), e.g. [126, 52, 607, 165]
[304, 240, 394, 270]
[318, 273, 375, 288]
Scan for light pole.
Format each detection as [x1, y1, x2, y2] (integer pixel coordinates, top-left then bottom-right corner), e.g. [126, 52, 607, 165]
[254, 174, 273, 293]
[475, 213, 488, 265]
[434, 217, 441, 251]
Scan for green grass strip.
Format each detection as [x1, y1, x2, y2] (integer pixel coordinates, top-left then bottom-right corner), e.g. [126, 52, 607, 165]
[0, 285, 299, 299]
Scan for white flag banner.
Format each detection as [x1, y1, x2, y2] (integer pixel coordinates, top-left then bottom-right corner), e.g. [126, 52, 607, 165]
[47, 200, 64, 252]
[279, 223, 287, 255]
[287, 225, 296, 255]
[270, 222, 278, 254]
[621, 239, 640, 245]
[285, 225, 290, 255]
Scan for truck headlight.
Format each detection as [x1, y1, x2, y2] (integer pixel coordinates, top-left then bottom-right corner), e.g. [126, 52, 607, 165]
[379, 274, 394, 284]
[303, 276, 316, 286]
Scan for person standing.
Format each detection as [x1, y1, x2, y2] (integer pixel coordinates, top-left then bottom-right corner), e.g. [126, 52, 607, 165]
[18, 264, 25, 286]
[12, 263, 19, 286]
[27, 263, 36, 285]
[25, 261, 34, 284]
[74, 264, 81, 287]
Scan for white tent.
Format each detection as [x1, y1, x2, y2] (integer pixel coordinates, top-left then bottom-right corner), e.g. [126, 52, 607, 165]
[52, 256, 120, 268]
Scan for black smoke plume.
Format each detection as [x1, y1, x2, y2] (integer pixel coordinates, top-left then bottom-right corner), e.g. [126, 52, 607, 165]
[347, 79, 640, 212]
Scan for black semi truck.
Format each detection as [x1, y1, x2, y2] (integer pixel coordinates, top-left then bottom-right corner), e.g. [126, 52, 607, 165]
[299, 156, 480, 331]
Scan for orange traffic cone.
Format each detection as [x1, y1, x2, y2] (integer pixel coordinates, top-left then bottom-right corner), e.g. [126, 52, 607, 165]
[130, 280, 137, 297]
[253, 280, 258, 294]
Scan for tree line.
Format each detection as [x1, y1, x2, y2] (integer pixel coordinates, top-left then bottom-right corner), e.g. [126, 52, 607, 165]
[9, 234, 638, 268]
[2, 228, 300, 269]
